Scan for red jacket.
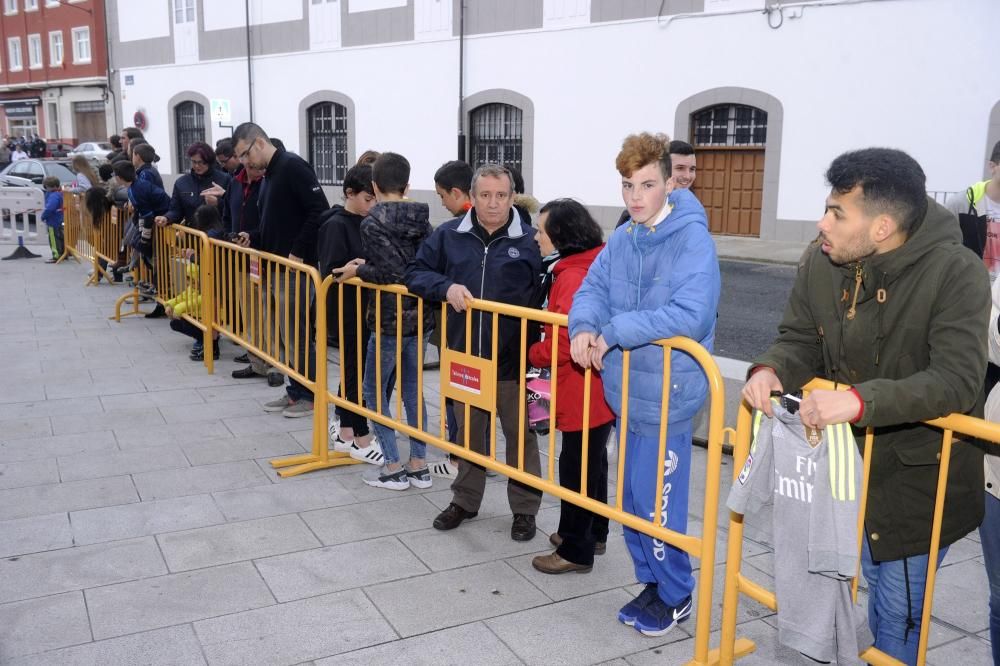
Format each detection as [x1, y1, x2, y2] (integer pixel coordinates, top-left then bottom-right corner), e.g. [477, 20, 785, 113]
[528, 245, 615, 432]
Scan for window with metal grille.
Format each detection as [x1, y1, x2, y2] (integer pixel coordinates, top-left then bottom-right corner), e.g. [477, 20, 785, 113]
[74, 100, 104, 113]
[469, 103, 523, 174]
[307, 101, 348, 186]
[692, 104, 767, 147]
[174, 101, 205, 173]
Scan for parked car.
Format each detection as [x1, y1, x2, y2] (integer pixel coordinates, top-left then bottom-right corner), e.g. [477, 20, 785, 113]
[46, 142, 71, 158]
[0, 159, 77, 189]
[67, 141, 113, 164]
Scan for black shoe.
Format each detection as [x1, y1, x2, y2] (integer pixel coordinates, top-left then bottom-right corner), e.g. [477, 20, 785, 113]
[267, 371, 284, 388]
[232, 366, 257, 379]
[190, 344, 220, 361]
[234, 353, 250, 364]
[511, 514, 536, 542]
[145, 304, 166, 319]
[433, 503, 478, 531]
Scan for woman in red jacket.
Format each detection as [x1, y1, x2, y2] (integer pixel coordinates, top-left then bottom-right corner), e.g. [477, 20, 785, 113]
[529, 199, 615, 574]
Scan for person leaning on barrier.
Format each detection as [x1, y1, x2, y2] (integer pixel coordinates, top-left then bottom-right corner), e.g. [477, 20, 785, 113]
[615, 139, 698, 228]
[528, 199, 615, 575]
[405, 163, 544, 542]
[742, 148, 989, 665]
[131, 144, 164, 190]
[154, 142, 230, 228]
[232, 122, 330, 418]
[569, 132, 720, 637]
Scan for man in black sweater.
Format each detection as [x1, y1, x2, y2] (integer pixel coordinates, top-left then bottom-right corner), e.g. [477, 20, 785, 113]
[234, 122, 329, 417]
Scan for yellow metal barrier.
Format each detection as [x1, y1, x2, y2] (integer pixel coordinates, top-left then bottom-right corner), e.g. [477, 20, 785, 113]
[716, 377, 1000, 666]
[278, 275, 729, 666]
[59, 192, 123, 286]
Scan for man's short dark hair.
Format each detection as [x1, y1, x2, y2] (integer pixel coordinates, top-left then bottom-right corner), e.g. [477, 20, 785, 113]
[991, 140, 1000, 165]
[98, 163, 114, 181]
[539, 198, 603, 257]
[109, 134, 122, 149]
[372, 152, 409, 196]
[133, 143, 158, 164]
[232, 122, 268, 146]
[434, 160, 472, 194]
[826, 148, 927, 235]
[669, 140, 695, 156]
[343, 163, 374, 197]
[215, 138, 234, 159]
[122, 127, 143, 141]
[113, 162, 136, 182]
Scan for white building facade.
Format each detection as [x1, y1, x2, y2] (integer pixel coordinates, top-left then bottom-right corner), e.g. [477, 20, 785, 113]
[108, 0, 999, 239]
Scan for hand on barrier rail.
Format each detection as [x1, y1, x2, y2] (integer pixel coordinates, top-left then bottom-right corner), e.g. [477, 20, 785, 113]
[569, 331, 608, 369]
[154, 215, 170, 228]
[798, 389, 862, 429]
[741, 366, 783, 416]
[332, 258, 365, 282]
[235, 232, 251, 248]
[446, 283, 474, 312]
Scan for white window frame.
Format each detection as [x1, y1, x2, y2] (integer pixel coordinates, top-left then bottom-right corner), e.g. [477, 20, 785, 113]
[174, 0, 194, 23]
[3, 0, 17, 15]
[70, 26, 90, 64]
[48, 30, 62, 65]
[8, 37, 22, 71]
[24, 0, 37, 10]
[27, 34, 41, 69]
[45, 0, 59, 6]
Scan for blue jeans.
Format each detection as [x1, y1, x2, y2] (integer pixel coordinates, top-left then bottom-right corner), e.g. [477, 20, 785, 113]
[980, 491, 1000, 666]
[362, 333, 427, 465]
[861, 537, 948, 665]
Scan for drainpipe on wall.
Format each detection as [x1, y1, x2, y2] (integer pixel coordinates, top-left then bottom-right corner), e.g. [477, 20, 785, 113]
[457, 0, 465, 161]
[245, 0, 254, 122]
[103, 0, 119, 134]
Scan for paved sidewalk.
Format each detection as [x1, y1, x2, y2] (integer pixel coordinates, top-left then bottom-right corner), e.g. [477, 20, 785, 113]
[0, 247, 991, 665]
[712, 236, 810, 266]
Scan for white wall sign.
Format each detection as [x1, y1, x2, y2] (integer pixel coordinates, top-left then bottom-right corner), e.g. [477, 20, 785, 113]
[211, 98, 232, 123]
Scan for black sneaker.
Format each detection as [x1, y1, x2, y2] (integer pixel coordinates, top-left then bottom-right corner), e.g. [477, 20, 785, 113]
[234, 353, 250, 364]
[633, 595, 692, 637]
[190, 344, 220, 361]
[617, 584, 659, 626]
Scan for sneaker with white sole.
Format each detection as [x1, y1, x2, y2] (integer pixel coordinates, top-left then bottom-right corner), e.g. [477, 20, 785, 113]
[263, 395, 294, 413]
[362, 466, 410, 490]
[282, 400, 314, 418]
[349, 441, 385, 465]
[328, 415, 341, 443]
[331, 434, 352, 453]
[429, 459, 458, 479]
[405, 466, 433, 489]
[633, 595, 692, 637]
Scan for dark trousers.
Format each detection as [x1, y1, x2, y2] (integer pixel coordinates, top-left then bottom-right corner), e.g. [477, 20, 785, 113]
[451, 380, 542, 515]
[556, 422, 613, 566]
[170, 317, 201, 342]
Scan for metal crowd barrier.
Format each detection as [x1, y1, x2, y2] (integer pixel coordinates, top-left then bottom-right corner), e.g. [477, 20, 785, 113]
[0, 184, 43, 260]
[716, 377, 1000, 666]
[59, 191, 124, 285]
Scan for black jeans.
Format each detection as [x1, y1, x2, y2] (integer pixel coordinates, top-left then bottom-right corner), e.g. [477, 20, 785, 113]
[556, 422, 613, 566]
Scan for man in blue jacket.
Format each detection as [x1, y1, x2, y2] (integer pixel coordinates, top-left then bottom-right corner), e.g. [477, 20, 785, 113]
[406, 163, 543, 542]
[569, 133, 721, 637]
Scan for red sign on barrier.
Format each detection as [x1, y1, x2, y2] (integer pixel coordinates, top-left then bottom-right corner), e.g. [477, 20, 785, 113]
[249, 256, 261, 283]
[450, 362, 482, 395]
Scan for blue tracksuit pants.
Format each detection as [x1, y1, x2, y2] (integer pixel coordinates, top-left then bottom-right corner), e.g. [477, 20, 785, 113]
[621, 423, 695, 606]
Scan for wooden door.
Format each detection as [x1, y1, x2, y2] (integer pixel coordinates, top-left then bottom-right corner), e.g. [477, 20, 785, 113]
[73, 110, 106, 143]
[692, 148, 765, 236]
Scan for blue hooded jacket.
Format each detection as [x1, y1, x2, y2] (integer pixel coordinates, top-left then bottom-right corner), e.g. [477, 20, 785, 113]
[568, 188, 720, 434]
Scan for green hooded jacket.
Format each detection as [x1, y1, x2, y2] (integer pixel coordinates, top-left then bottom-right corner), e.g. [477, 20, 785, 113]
[755, 198, 990, 561]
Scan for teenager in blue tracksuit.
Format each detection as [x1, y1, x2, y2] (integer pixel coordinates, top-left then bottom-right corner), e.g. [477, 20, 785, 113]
[569, 132, 720, 637]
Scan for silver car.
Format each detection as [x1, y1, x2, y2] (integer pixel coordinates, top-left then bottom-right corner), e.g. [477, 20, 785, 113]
[67, 141, 114, 165]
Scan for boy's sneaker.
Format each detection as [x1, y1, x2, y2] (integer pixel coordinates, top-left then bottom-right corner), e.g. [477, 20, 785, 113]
[405, 466, 433, 489]
[617, 584, 660, 627]
[282, 400, 314, 418]
[632, 595, 692, 637]
[362, 466, 410, 491]
[429, 459, 458, 479]
[331, 434, 352, 453]
[328, 415, 341, 443]
[349, 441, 385, 465]
[263, 395, 294, 413]
[190, 344, 220, 362]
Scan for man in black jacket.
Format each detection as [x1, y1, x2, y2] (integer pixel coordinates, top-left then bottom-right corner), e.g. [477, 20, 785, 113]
[234, 122, 329, 418]
[406, 163, 543, 542]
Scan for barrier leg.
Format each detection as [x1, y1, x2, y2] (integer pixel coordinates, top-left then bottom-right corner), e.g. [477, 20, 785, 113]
[112, 286, 149, 321]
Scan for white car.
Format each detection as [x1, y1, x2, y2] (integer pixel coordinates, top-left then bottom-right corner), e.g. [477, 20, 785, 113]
[67, 141, 113, 164]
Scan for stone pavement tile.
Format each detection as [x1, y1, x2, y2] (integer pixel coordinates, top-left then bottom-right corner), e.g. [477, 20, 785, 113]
[85, 562, 276, 639]
[505, 540, 639, 602]
[0, 431, 118, 463]
[0, 475, 138, 521]
[51, 406, 164, 435]
[0, 592, 92, 661]
[183, 432, 305, 467]
[399, 514, 555, 572]
[487, 589, 680, 665]
[254, 456, 365, 484]
[421, 481, 560, 521]
[71, 495, 226, 545]
[0, 536, 167, 603]
[335, 464, 447, 502]
[157, 514, 321, 572]
[624, 618, 800, 665]
[133, 459, 270, 500]
[159, 399, 266, 424]
[44, 379, 147, 400]
[316, 621, 520, 666]
[100, 388, 206, 411]
[114, 421, 234, 449]
[365, 561, 550, 637]
[0, 457, 60, 489]
[224, 413, 313, 436]
[941, 536, 983, 565]
[930, 557, 990, 633]
[255, 535, 430, 602]
[0, 385, 45, 404]
[39, 355, 133, 374]
[212, 477, 355, 521]
[0, 512, 73, 558]
[301, 495, 443, 546]
[0, 397, 101, 421]
[926, 636, 995, 666]
[142, 372, 243, 391]
[0, 416, 52, 440]
[6, 624, 207, 666]
[196, 382, 281, 403]
[194, 589, 395, 666]
[58, 444, 190, 482]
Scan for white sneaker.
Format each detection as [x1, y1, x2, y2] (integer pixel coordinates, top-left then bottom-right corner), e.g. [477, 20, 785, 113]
[429, 459, 459, 479]
[331, 434, 352, 454]
[349, 440, 385, 465]
[328, 414, 341, 443]
[362, 465, 409, 491]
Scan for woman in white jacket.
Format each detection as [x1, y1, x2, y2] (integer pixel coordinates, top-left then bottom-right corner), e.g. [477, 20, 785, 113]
[983, 277, 1000, 666]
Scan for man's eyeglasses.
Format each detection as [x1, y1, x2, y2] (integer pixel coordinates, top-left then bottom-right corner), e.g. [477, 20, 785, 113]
[237, 139, 256, 160]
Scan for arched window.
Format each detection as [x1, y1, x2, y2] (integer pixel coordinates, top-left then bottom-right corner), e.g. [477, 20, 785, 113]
[469, 103, 523, 173]
[308, 101, 348, 186]
[692, 104, 767, 147]
[174, 100, 205, 172]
